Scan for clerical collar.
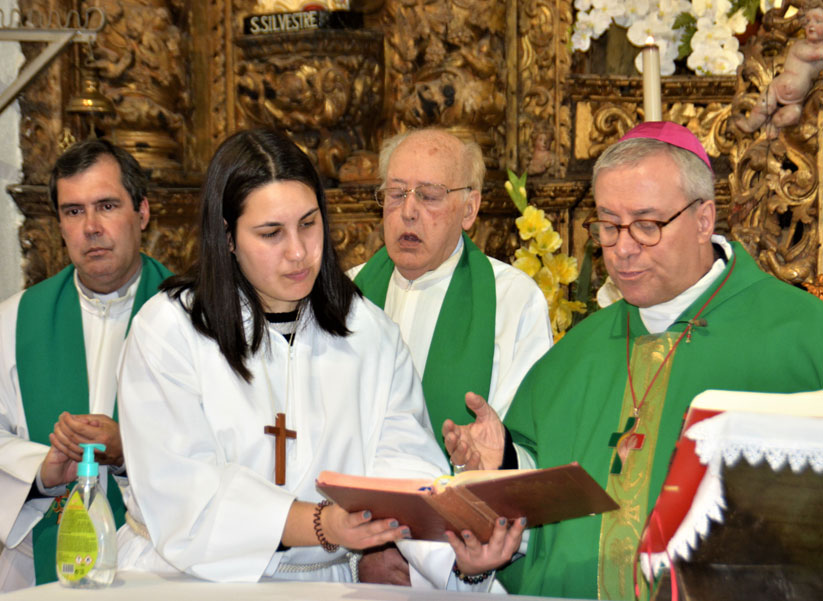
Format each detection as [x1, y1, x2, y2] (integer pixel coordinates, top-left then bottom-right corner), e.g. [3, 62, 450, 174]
[639, 235, 732, 334]
[75, 263, 142, 303]
[392, 236, 464, 290]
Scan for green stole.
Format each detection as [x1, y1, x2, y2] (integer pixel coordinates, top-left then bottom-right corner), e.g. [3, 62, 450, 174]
[598, 332, 677, 601]
[354, 232, 496, 453]
[16, 254, 172, 584]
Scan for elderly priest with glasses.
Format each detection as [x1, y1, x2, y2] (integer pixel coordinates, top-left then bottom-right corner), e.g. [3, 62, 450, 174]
[348, 128, 552, 586]
[442, 121, 823, 600]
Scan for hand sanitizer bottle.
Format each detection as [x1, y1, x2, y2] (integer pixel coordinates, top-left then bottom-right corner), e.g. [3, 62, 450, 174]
[56, 443, 117, 587]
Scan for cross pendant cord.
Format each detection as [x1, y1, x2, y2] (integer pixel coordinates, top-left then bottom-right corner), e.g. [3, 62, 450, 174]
[262, 308, 300, 485]
[624, 253, 736, 422]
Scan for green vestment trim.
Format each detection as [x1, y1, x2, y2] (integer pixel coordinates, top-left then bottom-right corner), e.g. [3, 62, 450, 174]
[354, 232, 496, 452]
[498, 242, 823, 599]
[598, 333, 677, 601]
[16, 254, 172, 584]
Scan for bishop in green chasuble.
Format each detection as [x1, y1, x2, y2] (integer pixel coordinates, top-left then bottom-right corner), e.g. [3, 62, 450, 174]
[498, 242, 823, 599]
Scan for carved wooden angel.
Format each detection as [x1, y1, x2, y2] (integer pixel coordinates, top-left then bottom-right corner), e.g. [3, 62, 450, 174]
[737, 2, 823, 136]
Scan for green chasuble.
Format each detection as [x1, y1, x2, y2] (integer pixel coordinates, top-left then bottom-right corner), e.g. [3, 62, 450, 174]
[499, 242, 823, 600]
[354, 232, 496, 453]
[16, 254, 172, 584]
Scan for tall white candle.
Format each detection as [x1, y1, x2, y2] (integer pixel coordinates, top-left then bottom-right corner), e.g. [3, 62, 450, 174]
[642, 37, 662, 122]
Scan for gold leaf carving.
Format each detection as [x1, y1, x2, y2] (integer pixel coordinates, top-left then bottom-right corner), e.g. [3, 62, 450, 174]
[234, 30, 383, 180]
[382, 0, 506, 163]
[729, 6, 820, 283]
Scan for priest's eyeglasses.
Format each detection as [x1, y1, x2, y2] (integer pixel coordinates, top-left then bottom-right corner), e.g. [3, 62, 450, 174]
[583, 198, 704, 247]
[375, 184, 473, 209]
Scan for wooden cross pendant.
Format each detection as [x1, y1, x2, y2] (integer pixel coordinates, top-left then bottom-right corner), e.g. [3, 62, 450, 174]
[264, 412, 297, 485]
[608, 416, 645, 475]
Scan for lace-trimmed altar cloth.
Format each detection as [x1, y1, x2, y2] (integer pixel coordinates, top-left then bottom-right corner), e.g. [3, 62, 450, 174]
[642, 407, 823, 578]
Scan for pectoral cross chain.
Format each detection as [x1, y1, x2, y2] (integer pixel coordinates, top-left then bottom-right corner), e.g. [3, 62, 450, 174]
[608, 416, 645, 475]
[264, 412, 296, 485]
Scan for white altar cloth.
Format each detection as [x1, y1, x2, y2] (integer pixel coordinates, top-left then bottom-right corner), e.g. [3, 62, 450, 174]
[641, 390, 823, 578]
[0, 570, 596, 601]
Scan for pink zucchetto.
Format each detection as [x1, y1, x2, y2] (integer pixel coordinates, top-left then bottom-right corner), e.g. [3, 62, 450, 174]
[619, 122, 713, 173]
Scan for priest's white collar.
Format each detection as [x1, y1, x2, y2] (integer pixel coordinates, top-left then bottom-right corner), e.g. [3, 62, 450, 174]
[391, 235, 464, 290]
[75, 262, 142, 310]
[639, 235, 732, 334]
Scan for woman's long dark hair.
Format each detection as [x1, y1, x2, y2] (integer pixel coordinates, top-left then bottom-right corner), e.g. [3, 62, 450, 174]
[162, 128, 359, 382]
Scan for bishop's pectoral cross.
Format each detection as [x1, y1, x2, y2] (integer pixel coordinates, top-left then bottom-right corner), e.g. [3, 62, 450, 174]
[608, 416, 645, 475]
[264, 412, 297, 485]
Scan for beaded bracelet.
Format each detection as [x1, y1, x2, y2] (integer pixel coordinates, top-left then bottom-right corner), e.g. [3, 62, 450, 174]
[452, 562, 493, 584]
[313, 500, 339, 553]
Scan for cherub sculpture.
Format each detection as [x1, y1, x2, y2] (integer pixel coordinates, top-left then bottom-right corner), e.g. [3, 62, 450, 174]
[527, 129, 554, 176]
[737, 3, 823, 136]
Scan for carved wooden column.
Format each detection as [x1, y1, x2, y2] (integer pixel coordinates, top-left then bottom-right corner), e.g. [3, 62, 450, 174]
[17, 0, 73, 186]
[511, 0, 573, 178]
[84, 0, 188, 181]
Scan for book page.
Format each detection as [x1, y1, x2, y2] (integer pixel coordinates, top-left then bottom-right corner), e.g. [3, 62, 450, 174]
[434, 469, 540, 492]
[691, 389, 823, 417]
[316, 471, 433, 493]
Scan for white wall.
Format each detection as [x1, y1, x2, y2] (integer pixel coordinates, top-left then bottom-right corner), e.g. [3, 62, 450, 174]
[0, 0, 24, 302]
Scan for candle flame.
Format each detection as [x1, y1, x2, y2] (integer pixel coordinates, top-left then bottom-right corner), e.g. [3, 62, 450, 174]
[645, 36, 655, 46]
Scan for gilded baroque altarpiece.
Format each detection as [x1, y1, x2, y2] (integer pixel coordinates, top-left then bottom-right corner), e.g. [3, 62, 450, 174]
[8, 0, 823, 294]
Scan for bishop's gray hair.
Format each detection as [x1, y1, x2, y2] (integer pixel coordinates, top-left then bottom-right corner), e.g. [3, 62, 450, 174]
[592, 137, 714, 203]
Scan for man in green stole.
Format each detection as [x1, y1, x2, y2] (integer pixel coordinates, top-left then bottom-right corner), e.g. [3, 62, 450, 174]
[351, 130, 551, 585]
[0, 139, 172, 592]
[443, 122, 823, 599]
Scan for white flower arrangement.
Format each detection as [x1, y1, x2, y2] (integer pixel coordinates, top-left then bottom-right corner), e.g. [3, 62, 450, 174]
[571, 0, 783, 76]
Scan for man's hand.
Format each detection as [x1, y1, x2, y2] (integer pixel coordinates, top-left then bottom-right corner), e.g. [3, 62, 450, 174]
[442, 392, 505, 471]
[39, 445, 77, 489]
[445, 516, 526, 578]
[49, 412, 124, 467]
[358, 544, 411, 586]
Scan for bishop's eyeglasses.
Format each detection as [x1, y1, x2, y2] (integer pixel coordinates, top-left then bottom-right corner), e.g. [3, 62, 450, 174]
[374, 184, 472, 209]
[583, 198, 704, 247]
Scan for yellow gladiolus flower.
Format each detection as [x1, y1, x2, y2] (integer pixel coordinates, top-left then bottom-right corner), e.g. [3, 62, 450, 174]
[529, 228, 562, 256]
[535, 266, 558, 298]
[568, 299, 586, 314]
[543, 253, 579, 285]
[513, 247, 541, 278]
[551, 305, 572, 334]
[515, 206, 551, 240]
[506, 180, 587, 340]
[552, 298, 585, 334]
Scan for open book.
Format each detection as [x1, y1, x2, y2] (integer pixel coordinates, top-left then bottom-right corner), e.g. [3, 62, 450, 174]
[316, 463, 618, 543]
[640, 389, 823, 556]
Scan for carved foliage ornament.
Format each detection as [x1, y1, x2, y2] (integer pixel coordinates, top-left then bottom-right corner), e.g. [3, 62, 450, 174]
[382, 0, 506, 162]
[570, 76, 735, 167]
[730, 3, 822, 283]
[234, 31, 383, 180]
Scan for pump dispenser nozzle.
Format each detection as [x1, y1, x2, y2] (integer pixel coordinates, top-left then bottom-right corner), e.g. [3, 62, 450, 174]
[56, 441, 116, 587]
[77, 443, 106, 478]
